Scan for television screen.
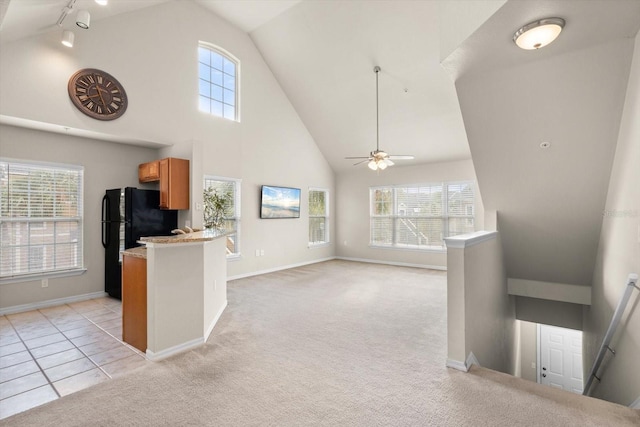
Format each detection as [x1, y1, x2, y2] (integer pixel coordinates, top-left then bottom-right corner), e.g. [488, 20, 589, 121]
[260, 185, 301, 219]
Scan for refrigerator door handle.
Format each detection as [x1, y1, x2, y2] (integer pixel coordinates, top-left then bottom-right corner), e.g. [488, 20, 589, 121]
[101, 194, 110, 248]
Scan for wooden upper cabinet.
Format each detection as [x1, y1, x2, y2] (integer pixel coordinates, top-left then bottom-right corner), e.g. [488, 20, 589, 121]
[138, 160, 160, 182]
[159, 157, 189, 210]
[139, 157, 189, 210]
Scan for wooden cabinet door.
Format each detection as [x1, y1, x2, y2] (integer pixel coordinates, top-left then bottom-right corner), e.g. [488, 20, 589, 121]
[166, 158, 189, 210]
[138, 161, 160, 182]
[122, 255, 147, 353]
[159, 158, 170, 209]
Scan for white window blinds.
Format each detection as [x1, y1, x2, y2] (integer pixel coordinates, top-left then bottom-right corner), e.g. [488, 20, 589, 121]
[309, 189, 329, 245]
[203, 176, 241, 257]
[370, 182, 475, 250]
[0, 160, 84, 278]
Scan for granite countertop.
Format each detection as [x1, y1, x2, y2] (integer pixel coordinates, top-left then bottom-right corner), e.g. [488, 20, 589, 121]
[122, 246, 147, 259]
[139, 229, 230, 244]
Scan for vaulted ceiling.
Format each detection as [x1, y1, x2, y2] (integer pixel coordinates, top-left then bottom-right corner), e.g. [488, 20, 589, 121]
[2, 0, 639, 286]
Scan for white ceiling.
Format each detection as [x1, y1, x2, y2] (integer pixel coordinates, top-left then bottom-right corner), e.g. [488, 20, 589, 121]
[0, 0, 472, 173]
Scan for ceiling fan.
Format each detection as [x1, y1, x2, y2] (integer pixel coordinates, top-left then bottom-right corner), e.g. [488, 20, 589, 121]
[346, 66, 414, 171]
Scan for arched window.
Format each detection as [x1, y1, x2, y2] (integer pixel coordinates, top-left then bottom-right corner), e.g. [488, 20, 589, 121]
[198, 43, 239, 121]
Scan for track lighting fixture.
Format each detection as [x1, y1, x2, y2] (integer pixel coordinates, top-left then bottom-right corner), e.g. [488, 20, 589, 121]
[76, 10, 90, 29]
[61, 30, 75, 47]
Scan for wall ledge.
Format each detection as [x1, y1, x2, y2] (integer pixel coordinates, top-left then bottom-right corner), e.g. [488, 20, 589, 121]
[508, 278, 591, 305]
[444, 230, 497, 249]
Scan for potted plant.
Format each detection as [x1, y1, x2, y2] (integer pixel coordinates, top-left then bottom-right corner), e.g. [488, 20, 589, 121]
[203, 186, 232, 230]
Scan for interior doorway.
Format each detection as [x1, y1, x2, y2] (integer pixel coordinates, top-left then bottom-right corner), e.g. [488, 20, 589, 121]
[537, 324, 584, 394]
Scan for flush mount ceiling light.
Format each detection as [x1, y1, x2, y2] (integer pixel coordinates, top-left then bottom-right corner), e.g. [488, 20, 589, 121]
[76, 9, 90, 29]
[61, 30, 75, 47]
[513, 18, 565, 50]
[345, 66, 414, 171]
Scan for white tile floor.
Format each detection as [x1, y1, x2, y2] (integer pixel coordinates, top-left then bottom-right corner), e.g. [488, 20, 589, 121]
[0, 297, 151, 420]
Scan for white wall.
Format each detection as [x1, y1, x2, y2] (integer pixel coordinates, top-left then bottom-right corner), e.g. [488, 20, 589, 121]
[0, 0, 335, 287]
[0, 124, 159, 309]
[335, 159, 483, 268]
[446, 232, 516, 374]
[584, 33, 640, 407]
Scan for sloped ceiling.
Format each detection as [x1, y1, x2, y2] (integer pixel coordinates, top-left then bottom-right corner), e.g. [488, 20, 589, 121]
[444, 0, 640, 286]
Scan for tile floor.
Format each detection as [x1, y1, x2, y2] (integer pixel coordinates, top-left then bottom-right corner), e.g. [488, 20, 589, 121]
[0, 297, 150, 420]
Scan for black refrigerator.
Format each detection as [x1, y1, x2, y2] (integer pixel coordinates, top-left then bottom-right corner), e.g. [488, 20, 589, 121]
[101, 188, 178, 299]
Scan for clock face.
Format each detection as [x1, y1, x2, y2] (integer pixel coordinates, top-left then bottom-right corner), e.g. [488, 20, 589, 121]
[68, 68, 128, 121]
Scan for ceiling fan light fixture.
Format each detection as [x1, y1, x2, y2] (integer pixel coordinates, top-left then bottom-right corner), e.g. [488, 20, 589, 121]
[368, 160, 378, 171]
[378, 160, 388, 170]
[514, 18, 565, 50]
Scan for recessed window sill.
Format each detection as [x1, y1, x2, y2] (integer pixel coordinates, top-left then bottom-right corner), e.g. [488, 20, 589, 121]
[0, 268, 87, 285]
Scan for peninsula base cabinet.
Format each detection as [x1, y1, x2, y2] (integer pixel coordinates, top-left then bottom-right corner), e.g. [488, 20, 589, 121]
[122, 254, 147, 353]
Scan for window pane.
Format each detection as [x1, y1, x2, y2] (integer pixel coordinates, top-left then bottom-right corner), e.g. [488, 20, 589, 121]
[309, 217, 326, 243]
[199, 62, 210, 82]
[223, 58, 235, 75]
[199, 79, 210, 97]
[223, 74, 235, 90]
[0, 160, 83, 277]
[211, 100, 223, 117]
[198, 47, 210, 66]
[211, 85, 223, 102]
[199, 96, 211, 113]
[223, 104, 235, 120]
[211, 69, 223, 86]
[372, 188, 392, 215]
[309, 191, 326, 216]
[371, 217, 392, 245]
[211, 52, 224, 70]
[203, 177, 240, 256]
[223, 89, 235, 106]
[447, 183, 474, 216]
[449, 217, 474, 237]
[396, 217, 444, 248]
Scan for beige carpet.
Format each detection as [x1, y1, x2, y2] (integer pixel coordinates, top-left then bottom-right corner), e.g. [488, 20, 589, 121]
[1, 260, 638, 426]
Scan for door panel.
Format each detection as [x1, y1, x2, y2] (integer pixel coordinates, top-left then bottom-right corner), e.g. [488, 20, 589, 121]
[539, 324, 584, 394]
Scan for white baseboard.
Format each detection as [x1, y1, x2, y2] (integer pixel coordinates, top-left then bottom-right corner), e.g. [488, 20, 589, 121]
[204, 300, 227, 342]
[446, 352, 481, 373]
[630, 396, 640, 409]
[228, 257, 337, 281]
[446, 358, 469, 372]
[336, 256, 447, 271]
[0, 291, 109, 316]
[466, 351, 480, 368]
[146, 337, 203, 362]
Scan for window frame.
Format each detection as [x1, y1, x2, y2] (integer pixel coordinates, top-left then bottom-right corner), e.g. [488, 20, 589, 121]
[369, 181, 475, 252]
[203, 175, 241, 259]
[308, 187, 330, 247]
[198, 42, 240, 122]
[0, 158, 86, 284]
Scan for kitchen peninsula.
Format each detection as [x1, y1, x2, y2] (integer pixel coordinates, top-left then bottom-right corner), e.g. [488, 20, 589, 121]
[122, 229, 229, 361]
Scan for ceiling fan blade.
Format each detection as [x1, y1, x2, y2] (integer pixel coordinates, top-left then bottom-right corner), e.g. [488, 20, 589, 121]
[384, 159, 394, 166]
[387, 155, 415, 160]
[345, 156, 370, 159]
[353, 159, 370, 166]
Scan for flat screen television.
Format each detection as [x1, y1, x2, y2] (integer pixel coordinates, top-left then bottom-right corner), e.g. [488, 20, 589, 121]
[260, 185, 301, 219]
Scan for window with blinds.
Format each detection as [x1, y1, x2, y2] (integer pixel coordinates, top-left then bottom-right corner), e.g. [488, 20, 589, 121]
[0, 159, 84, 279]
[370, 182, 475, 250]
[203, 176, 241, 257]
[309, 188, 329, 246]
[198, 43, 239, 121]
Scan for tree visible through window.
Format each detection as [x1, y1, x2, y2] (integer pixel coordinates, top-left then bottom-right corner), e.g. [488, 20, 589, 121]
[198, 43, 238, 121]
[370, 182, 475, 250]
[309, 188, 329, 245]
[203, 176, 240, 257]
[0, 160, 84, 279]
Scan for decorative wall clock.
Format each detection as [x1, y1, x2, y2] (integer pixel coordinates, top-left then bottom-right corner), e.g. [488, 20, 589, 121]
[68, 68, 128, 121]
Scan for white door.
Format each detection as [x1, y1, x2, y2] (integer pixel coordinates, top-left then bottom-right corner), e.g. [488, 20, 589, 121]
[538, 324, 583, 394]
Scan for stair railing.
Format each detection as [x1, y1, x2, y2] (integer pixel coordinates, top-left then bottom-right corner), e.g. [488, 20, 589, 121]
[583, 273, 639, 396]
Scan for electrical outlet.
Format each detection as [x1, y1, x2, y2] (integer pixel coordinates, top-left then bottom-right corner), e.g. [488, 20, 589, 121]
[214, 279, 217, 290]
[41, 278, 48, 288]
[531, 362, 536, 369]
[255, 249, 260, 257]
[195, 203, 203, 211]
[260, 249, 264, 256]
